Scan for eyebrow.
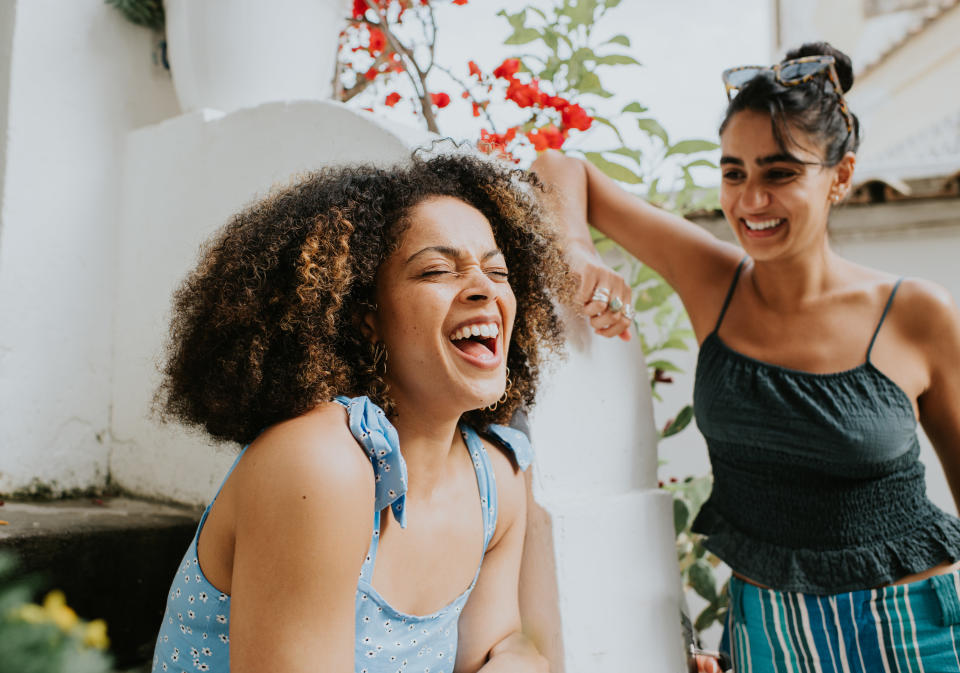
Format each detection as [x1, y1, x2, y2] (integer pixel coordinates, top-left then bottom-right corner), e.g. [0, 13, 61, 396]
[405, 246, 504, 265]
[720, 152, 805, 166]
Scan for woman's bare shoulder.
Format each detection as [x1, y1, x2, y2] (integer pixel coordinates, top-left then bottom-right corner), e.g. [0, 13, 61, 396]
[476, 434, 527, 536]
[233, 402, 375, 513]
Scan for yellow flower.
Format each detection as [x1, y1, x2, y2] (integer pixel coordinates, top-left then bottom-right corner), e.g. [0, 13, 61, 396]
[83, 619, 110, 650]
[15, 602, 47, 624]
[42, 590, 78, 632]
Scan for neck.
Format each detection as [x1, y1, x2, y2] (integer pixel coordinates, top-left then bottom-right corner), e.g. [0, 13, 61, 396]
[750, 239, 842, 310]
[388, 395, 463, 498]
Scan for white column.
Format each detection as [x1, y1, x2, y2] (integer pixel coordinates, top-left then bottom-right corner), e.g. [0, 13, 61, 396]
[522, 309, 686, 672]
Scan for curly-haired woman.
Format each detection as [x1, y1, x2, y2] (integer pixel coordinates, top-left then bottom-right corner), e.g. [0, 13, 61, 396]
[534, 43, 960, 671]
[150, 153, 573, 673]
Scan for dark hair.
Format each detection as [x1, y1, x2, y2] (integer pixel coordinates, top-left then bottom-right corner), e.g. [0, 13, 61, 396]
[719, 42, 861, 165]
[156, 153, 576, 445]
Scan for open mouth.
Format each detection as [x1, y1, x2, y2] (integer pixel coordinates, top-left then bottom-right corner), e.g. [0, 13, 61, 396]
[449, 322, 499, 363]
[742, 217, 786, 237]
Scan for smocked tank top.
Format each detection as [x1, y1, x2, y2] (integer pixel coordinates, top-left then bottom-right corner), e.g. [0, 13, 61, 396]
[692, 259, 960, 594]
[151, 395, 532, 673]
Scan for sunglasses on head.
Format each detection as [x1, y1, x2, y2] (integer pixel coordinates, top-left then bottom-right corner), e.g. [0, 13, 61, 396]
[722, 55, 854, 135]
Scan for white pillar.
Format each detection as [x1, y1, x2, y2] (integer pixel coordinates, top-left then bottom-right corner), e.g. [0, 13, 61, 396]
[522, 309, 687, 672]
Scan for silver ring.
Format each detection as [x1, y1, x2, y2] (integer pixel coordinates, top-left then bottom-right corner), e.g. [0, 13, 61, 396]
[622, 304, 635, 320]
[591, 287, 610, 303]
[608, 296, 623, 313]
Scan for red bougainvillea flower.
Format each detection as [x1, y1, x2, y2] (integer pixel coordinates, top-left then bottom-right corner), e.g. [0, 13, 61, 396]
[453, 0, 468, 5]
[468, 60, 482, 79]
[479, 127, 517, 154]
[493, 58, 521, 80]
[364, 67, 379, 81]
[544, 95, 569, 111]
[367, 27, 387, 54]
[527, 124, 566, 151]
[430, 92, 451, 108]
[561, 102, 593, 131]
[384, 92, 401, 107]
[472, 102, 481, 117]
[505, 78, 542, 108]
[352, 0, 369, 19]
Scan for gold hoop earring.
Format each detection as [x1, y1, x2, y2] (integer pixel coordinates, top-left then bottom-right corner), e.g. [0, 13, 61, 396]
[485, 367, 512, 412]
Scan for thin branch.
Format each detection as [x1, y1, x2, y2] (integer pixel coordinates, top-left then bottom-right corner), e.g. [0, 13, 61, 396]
[433, 63, 499, 133]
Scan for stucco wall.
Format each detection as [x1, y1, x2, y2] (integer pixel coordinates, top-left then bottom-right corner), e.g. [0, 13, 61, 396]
[0, 0, 179, 495]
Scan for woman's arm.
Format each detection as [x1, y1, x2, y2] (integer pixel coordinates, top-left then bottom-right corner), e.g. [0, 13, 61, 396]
[229, 409, 375, 672]
[914, 282, 960, 513]
[454, 444, 548, 673]
[531, 150, 742, 340]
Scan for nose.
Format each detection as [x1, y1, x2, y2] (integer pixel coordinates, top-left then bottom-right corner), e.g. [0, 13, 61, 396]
[459, 267, 497, 303]
[740, 180, 771, 210]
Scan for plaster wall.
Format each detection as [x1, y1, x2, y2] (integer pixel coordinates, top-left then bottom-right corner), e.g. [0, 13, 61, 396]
[0, 0, 16, 246]
[0, 0, 178, 495]
[849, 3, 960, 160]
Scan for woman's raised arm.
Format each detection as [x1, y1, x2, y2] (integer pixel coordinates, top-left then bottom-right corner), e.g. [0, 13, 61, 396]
[531, 150, 742, 340]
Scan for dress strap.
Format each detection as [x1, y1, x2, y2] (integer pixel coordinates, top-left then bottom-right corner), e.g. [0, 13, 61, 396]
[866, 278, 904, 363]
[713, 257, 748, 333]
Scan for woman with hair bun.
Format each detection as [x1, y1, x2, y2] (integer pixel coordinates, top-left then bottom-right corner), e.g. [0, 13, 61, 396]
[150, 154, 571, 672]
[534, 42, 960, 670]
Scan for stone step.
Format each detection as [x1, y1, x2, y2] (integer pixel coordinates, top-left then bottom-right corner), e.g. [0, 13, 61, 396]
[0, 497, 200, 669]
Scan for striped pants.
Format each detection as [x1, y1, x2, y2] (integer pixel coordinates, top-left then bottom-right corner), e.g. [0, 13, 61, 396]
[720, 571, 960, 672]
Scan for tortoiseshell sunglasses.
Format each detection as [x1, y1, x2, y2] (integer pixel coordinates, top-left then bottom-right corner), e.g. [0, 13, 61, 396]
[722, 55, 854, 134]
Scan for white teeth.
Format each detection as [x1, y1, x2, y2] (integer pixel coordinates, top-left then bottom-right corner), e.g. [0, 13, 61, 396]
[449, 322, 499, 341]
[744, 218, 784, 231]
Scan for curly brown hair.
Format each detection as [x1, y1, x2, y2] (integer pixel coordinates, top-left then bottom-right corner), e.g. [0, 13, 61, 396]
[156, 153, 576, 445]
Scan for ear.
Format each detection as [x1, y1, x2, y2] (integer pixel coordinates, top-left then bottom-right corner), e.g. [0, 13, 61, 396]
[833, 151, 856, 198]
[359, 309, 379, 344]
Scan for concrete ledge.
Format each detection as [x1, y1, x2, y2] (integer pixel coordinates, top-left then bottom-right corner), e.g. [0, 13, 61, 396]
[0, 498, 200, 668]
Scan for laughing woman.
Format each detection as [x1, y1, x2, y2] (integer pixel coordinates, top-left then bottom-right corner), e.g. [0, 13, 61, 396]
[151, 154, 571, 672]
[533, 43, 960, 671]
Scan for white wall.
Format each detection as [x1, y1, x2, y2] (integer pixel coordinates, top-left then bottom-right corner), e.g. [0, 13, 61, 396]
[0, 0, 178, 495]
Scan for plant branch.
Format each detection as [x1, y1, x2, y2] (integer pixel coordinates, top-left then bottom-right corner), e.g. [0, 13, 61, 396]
[433, 63, 499, 133]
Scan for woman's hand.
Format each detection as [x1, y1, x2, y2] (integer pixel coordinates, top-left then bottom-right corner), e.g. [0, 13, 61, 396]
[567, 240, 633, 340]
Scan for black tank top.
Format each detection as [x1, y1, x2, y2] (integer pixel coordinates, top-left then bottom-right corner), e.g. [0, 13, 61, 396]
[691, 259, 960, 594]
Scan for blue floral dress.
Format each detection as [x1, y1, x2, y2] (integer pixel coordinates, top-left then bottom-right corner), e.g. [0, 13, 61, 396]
[151, 396, 532, 673]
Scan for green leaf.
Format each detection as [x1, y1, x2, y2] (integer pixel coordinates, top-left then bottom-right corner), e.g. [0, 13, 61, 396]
[611, 146, 643, 163]
[584, 152, 643, 184]
[596, 54, 641, 66]
[685, 158, 718, 169]
[660, 337, 691, 351]
[563, 0, 598, 27]
[635, 282, 675, 311]
[673, 497, 690, 537]
[630, 263, 660, 285]
[604, 0, 623, 8]
[689, 559, 719, 602]
[665, 139, 720, 157]
[661, 404, 694, 438]
[606, 33, 631, 46]
[504, 28, 542, 45]
[575, 71, 613, 97]
[497, 9, 528, 30]
[622, 101, 648, 114]
[694, 604, 720, 632]
[647, 359, 683, 373]
[637, 118, 669, 145]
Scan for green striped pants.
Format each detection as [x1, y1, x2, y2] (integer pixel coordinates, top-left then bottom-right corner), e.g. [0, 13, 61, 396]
[721, 571, 960, 672]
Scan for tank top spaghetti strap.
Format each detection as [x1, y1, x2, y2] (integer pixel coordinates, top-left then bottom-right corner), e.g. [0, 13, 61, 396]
[692, 259, 960, 594]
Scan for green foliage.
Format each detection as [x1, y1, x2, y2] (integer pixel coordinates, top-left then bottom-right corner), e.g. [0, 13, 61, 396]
[0, 553, 113, 673]
[104, 0, 164, 32]
[662, 477, 729, 632]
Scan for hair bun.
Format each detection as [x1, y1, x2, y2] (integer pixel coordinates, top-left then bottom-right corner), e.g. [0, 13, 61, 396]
[783, 41, 854, 93]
